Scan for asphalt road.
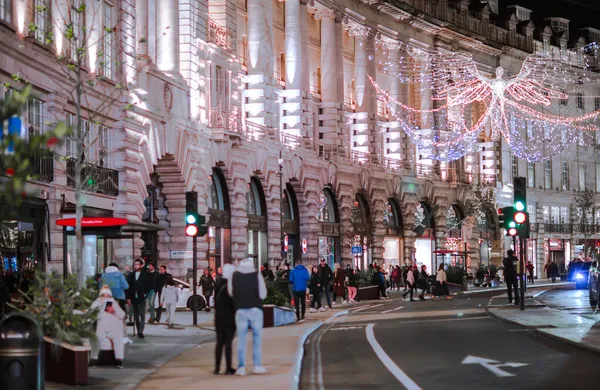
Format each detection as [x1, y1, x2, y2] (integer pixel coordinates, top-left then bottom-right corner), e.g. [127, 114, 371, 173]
[300, 286, 600, 390]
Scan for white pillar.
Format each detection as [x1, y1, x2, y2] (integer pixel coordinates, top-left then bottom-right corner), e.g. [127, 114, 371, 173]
[52, 0, 69, 56]
[136, 0, 149, 59]
[317, 9, 337, 103]
[285, 0, 304, 90]
[156, 0, 179, 73]
[354, 30, 376, 113]
[248, 0, 273, 75]
[386, 42, 403, 162]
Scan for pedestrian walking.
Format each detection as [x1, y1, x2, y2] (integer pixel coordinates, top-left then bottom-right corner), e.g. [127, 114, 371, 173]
[214, 264, 236, 375]
[200, 268, 215, 312]
[550, 260, 559, 283]
[435, 264, 451, 299]
[503, 250, 520, 305]
[100, 263, 130, 341]
[155, 265, 171, 323]
[91, 285, 126, 368]
[289, 263, 310, 321]
[403, 266, 415, 301]
[126, 258, 149, 338]
[332, 265, 347, 304]
[347, 268, 358, 303]
[376, 266, 388, 299]
[419, 265, 429, 300]
[309, 266, 324, 312]
[544, 261, 550, 281]
[160, 276, 180, 328]
[318, 258, 333, 308]
[228, 258, 268, 376]
[145, 263, 158, 323]
[526, 261, 534, 284]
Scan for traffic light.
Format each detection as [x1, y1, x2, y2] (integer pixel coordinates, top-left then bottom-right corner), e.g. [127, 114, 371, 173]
[185, 191, 207, 237]
[513, 177, 527, 212]
[507, 227, 518, 236]
[499, 206, 515, 230]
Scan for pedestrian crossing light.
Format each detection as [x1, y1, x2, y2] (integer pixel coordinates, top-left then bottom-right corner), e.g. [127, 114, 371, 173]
[514, 211, 527, 225]
[513, 177, 527, 212]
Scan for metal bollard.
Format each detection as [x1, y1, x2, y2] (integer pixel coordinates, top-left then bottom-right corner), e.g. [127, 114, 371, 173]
[0, 313, 44, 390]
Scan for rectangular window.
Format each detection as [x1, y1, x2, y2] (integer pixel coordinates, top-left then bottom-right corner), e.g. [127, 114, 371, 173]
[577, 92, 584, 109]
[579, 164, 586, 190]
[26, 97, 44, 140]
[527, 204, 536, 223]
[562, 161, 569, 190]
[542, 205, 549, 223]
[511, 155, 518, 181]
[0, 0, 11, 23]
[544, 160, 552, 190]
[65, 113, 92, 159]
[102, 2, 114, 79]
[550, 206, 560, 224]
[70, 0, 85, 62]
[98, 125, 111, 167]
[33, 0, 50, 44]
[560, 206, 569, 224]
[527, 162, 535, 187]
[560, 90, 568, 106]
[597, 164, 600, 192]
[595, 97, 600, 111]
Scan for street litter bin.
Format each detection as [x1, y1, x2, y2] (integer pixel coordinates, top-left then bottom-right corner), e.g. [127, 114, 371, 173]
[0, 312, 43, 390]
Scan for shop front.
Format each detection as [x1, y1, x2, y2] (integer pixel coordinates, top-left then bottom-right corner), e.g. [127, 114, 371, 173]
[316, 188, 340, 268]
[351, 193, 372, 270]
[383, 198, 403, 267]
[208, 168, 232, 269]
[548, 238, 569, 268]
[247, 177, 268, 269]
[413, 201, 436, 270]
[0, 199, 48, 272]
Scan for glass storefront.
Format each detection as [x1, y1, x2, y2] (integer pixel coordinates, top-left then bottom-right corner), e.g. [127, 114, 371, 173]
[248, 230, 267, 269]
[415, 237, 434, 270]
[383, 237, 402, 267]
[318, 236, 336, 269]
[0, 221, 43, 272]
[66, 235, 114, 279]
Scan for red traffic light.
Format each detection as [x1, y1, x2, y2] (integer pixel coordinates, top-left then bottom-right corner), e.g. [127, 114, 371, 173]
[514, 211, 526, 224]
[508, 227, 518, 236]
[185, 225, 198, 237]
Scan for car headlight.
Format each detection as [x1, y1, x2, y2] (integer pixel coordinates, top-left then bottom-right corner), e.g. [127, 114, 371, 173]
[575, 273, 584, 281]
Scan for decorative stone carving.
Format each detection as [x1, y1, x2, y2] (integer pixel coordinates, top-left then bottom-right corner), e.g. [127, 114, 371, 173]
[163, 83, 173, 113]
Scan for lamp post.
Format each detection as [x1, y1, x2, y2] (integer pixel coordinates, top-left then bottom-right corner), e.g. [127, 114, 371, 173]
[278, 154, 285, 264]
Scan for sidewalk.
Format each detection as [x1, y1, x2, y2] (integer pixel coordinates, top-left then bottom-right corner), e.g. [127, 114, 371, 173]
[458, 281, 571, 295]
[136, 309, 345, 390]
[489, 306, 600, 355]
[47, 314, 215, 390]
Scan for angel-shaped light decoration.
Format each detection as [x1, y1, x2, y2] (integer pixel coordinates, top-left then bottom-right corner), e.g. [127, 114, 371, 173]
[372, 46, 600, 162]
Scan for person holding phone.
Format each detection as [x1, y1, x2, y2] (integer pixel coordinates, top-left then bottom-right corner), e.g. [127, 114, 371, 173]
[91, 285, 126, 368]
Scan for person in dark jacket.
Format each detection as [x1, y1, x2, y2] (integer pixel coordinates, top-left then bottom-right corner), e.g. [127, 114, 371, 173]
[376, 266, 388, 299]
[275, 263, 291, 302]
[214, 264, 236, 375]
[503, 250, 519, 305]
[289, 264, 310, 321]
[318, 258, 333, 309]
[332, 265, 347, 304]
[261, 263, 275, 283]
[126, 258, 149, 338]
[308, 267, 323, 312]
[145, 263, 158, 323]
[419, 265, 429, 300]
[155, 265, 171, 323]
[200, 268, 215, 312]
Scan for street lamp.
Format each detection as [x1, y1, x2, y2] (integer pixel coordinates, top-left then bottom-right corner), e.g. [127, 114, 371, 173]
[278, 153, 284, 263]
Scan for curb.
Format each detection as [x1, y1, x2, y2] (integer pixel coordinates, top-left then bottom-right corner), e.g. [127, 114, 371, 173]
[290, 310, 349, 390]
[455, 282, 572, 296]
[487, 309, 600, 357]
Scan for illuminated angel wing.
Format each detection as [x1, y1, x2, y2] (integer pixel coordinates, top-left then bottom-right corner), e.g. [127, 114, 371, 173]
[514, 52, 600, 89]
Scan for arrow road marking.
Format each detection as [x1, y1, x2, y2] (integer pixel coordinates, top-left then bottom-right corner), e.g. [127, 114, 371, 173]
[461, 355, 529, 377]
[382, 306, 404, 314]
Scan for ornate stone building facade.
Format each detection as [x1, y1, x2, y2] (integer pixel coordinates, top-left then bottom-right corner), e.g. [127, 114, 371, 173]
[1, 0, 600, 278]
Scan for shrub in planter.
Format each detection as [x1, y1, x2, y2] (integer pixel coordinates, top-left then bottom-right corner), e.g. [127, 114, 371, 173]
[263, 287, 291, 308]
[445, 266, 465, 285]
[356, 269, 374, 287]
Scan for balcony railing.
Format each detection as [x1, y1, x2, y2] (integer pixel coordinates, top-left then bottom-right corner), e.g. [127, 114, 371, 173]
[208, 19, 234, 52]
[66, 158, 119, 196]
[543, 223, 600, 234]
[31, 150, 54, 183]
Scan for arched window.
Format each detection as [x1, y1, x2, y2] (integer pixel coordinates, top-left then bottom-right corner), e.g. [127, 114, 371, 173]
[282, 189, 292, 220]
[384, 198, 403, 234]
[246, 177, 265, 216]
[316, 188, 338, 223]
[209, 168, 230, 212]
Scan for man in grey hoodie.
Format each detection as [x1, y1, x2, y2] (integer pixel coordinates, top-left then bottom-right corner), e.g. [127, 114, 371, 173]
[228, 258, 267, 376]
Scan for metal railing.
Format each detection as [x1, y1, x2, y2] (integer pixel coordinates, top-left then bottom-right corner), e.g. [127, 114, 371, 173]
[208, 19, 234, 52]
[66, 158, 119, 196]
[31, 150, 54, 182]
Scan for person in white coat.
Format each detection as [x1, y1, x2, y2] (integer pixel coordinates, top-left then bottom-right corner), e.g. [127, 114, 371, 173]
[435, 264, 453, 299]
[91, 285, 126, 368]
[160, 276, 180, 327]
[402, 267, 415, 301]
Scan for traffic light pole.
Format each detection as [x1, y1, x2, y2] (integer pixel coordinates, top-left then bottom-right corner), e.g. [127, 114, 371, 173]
[519, 229, 526, 311]
[192, 235, 198, 326]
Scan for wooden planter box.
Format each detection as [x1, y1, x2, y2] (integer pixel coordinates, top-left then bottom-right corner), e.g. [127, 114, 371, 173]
[263, 304, 296, 328]
[356, 285, 380, 301]
[44, 336, 90, 386]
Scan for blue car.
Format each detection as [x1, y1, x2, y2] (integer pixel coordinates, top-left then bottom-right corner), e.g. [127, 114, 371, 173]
[567, 261, 592, 289]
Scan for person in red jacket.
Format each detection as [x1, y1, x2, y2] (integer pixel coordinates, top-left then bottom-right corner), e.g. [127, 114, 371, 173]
[526, 261, 534, 284]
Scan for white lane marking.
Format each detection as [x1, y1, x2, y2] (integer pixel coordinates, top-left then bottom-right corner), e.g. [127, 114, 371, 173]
[366, 324, 422, 390]
[353, 304, 383, 313]
[394, 316, 490, 325]
[462, 355, 529, 377]
[382, 306, 404, 314]
[329, 326, 365, 331]
[316, 327, 325, 390]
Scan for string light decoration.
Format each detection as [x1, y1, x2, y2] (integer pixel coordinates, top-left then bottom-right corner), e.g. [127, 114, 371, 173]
[368, 43, 600, 162]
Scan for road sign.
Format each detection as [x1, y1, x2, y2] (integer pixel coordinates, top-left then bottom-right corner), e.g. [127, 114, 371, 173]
[352, 246, 363, 255]
[284, 234, 289, 252]
[301, 239, 307, 253]
[461, 355, 528, 377]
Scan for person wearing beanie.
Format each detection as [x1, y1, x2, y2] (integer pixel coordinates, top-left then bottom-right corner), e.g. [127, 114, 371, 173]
[91, 285, 126, 368]
[214, 264, 236, 375]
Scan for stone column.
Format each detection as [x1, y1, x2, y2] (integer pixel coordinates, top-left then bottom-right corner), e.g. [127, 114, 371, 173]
[156, 0, 180, 73]
[385, 41, 403, 163]
[136, 0, 149, 59]
[371, 190, 387, 265]
[285, 0, 306, 91]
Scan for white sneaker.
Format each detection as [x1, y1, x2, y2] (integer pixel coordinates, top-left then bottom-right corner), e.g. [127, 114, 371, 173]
[309, 308, 317, 313]
[319, 307, 327, 312]
[342, 300, 347, 304]
[332, 301, 336, 306]
[123, 337, 133, 345]
[253, 366, 267, 374]
[236, 367, 246, 376]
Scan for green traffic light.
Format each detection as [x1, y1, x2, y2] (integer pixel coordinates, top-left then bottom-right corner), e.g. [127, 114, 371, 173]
[509, 221, 516, 228]
[186, 214, 197, 224]
[515, 201, 525, 211]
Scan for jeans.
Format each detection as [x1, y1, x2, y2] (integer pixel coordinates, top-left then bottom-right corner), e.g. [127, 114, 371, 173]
[293, 291, 306, 320]
[321, 284, 332, 307]
[311, 290, 322, 308]
[147, 290, 156, 320]
[215, 330, 234, 371]
[236, 308, 263, 368]
[506, 277, 520, 304]
[132, 300, 146, 335]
